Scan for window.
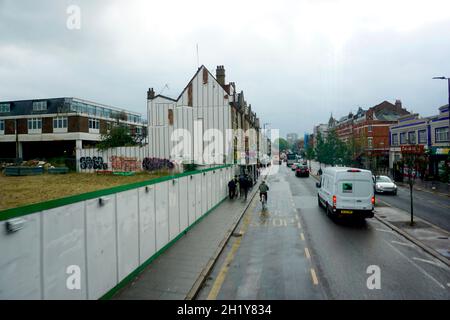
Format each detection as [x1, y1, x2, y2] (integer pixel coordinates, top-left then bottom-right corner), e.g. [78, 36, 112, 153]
[53, 116, 68, 129]
[28, 118, 42, 130]
[89, 118, 99, 130]
[392, 133, 398, 146]
[400, 132, 407, 144]
[0, 120, 4, 131]
[368, 137, 373, 148]
[368, 125, 373, 132]
[418, 130, 427, 144]
[435, 127, 449, 142]
[408, 131, 416, 144]
[33, 101, 47, 111]
[0, 103, 10, 113]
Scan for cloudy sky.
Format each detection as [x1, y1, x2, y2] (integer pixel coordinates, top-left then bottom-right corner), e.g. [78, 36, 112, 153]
[1, 0, 450, 137]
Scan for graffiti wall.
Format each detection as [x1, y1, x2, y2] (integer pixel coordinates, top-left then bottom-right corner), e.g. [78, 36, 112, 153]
[77, 147, 179, 173]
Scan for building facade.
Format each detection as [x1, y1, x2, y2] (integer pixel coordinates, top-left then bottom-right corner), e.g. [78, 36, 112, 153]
[0, 98, 146, 160]
[389, 104, 449, 181]
[331, 100, 410, 169]
[147, 65, 267, 182]
[286, 133, 298, 147]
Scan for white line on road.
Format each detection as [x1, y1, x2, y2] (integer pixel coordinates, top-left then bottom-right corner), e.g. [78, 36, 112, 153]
[376, 228, 395, 234]
[412, 257, 448, 269]
[391, 240, 415, 248]
[297, 221, 302, 229]
[384, 240, 446, 289]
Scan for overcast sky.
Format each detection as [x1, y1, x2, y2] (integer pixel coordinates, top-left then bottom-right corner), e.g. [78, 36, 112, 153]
[1, 0, 450, 137]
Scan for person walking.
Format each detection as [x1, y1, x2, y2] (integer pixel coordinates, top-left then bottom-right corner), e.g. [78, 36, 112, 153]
[234, 175, 240, 198]
[242, 174, 251, 201]
[239, 174, 246, 199]
[228, 178, 236, 199]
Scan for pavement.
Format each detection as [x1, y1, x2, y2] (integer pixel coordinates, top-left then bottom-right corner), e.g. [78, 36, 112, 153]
[113, 167, 269, 300]
[196, 163, 450, 299]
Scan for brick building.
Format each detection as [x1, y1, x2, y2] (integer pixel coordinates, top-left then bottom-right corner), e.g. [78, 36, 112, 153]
[331, 100, 410, 169]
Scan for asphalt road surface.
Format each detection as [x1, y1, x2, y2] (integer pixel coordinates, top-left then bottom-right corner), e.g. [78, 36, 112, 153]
[197, 164, 450, 300]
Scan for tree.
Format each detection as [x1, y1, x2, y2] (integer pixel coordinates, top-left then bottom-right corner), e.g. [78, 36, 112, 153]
[314, 131, 327, 166]
[323, 128, 342, 166]
[274, 138, 289, 153]
[97, 125, 139, 150]
[305, 145, 315, 171]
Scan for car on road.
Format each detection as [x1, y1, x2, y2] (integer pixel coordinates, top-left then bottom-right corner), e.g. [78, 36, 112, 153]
[316, 167, 375, 219]
[291, 162, 300, 171]
[374, 175, 397, 195]
[296, 164, 309, 177]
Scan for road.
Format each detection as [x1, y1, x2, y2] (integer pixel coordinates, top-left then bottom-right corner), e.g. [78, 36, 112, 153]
[197, 164, 450, 299]
[309, 160, 450, 232]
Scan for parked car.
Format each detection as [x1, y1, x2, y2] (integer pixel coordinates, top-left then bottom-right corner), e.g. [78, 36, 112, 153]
[316, 167, 375, 219]
[296, 164, 309, 177]
[291, 162, 299, 171]
[374, 175, 397, 195]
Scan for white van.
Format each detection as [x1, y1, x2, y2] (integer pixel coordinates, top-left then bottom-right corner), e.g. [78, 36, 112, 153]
[316, 167, 375, 219]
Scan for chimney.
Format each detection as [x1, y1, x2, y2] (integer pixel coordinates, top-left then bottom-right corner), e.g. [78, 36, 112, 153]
[216, 65, 225, 86]
[147, 88, 155, 100]
[395, 99, 402, 110]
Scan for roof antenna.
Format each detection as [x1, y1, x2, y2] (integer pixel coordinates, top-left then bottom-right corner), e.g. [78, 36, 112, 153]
[160, 84, 169, 95]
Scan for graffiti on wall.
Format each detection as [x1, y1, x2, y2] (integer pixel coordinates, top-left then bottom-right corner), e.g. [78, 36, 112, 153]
[142, 157, 174, 171]
[80, 157, 108, 170]
[110, 156, 141, 172]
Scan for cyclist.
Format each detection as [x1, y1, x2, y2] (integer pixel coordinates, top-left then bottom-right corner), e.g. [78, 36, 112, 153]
[259, 180, 269, 203]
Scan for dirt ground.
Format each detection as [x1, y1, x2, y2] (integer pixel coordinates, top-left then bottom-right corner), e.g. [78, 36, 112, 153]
[0, 171, 169, 211]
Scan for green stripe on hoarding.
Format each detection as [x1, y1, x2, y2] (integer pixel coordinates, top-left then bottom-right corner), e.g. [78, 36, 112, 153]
[0, 164, 232, 221]
[100, 196, 227, 300]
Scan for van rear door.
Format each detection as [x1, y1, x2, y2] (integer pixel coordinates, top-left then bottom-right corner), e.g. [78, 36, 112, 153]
[336, 171, 373, 210]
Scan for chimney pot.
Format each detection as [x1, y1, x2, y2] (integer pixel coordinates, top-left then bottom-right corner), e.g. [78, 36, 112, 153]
[216, 65, 226, 86]
[147, 88, 155, 100]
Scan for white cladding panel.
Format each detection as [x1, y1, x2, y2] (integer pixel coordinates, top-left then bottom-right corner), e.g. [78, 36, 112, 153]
[168, 179, 180, 241]
[138, 186, 156, 264]
[43, 203, 86, 299]
[116, 190, 139, 282]
[0, 214, 41, 299]
[155, 181, 169, 251]
[86, 197, 117, 300]
[178, 177, 189, 231]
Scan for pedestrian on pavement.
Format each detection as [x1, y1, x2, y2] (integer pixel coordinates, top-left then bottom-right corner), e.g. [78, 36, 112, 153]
[228, 178, 236, 199]
[242, 174, 251, 201]
[234, 175, 240, 198]
[239, 174, 246, 198]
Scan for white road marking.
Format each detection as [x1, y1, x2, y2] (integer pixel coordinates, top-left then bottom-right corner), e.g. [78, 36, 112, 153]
[384, 240, 446, 289]
[297, 221, 302, 229]
[391, 240, 414, 248]
[376, 228, 395, 234]
[412, 257, 448, 269]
